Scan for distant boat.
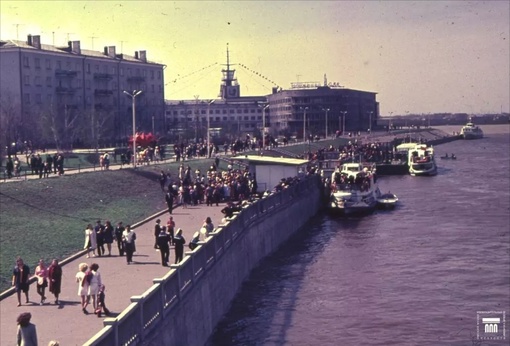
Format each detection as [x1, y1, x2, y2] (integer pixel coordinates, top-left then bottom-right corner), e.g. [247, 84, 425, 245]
[460, 122, 483, 139]
[408, 144, 437, 176]
[440, 154, 456, 160]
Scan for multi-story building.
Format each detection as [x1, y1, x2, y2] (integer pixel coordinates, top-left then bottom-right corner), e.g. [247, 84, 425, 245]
[267, 79, 379, 138]
[165, 47, 267, 143]
[0, 34, 165, 149]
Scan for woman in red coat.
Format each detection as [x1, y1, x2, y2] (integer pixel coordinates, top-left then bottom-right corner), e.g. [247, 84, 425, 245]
[48, 259, 63, 304]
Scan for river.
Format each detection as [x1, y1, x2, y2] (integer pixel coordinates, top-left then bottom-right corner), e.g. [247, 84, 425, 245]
[208, 125, 510, 346]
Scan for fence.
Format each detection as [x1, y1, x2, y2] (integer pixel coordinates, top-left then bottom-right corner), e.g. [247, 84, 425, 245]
[84, 175, 320, 346]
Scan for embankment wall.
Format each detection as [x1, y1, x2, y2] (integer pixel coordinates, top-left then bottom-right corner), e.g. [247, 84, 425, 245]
[140, 176, 323, 345]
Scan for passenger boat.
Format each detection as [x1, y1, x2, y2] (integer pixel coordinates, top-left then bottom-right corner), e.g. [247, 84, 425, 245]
[408, 144, 437, 176]
[460, 122, 483, 139]
[377, 192, 399, 209]
[329, 162, 381, 215]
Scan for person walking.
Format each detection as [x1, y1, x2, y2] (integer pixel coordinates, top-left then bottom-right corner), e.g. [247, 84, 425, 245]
[122, 225, 136, 264]
[156, 226, 172, 266]
[16, 312, 38, 346]
[165, 187, 174, 215]
[173, 228, 186, 264]
[84, 224, 97, 258]
[87, 263, 102, 312]
[114, 221, 125, 256]
[103, 221, 114, 256]
[12, 257, 30, 307]
[34, 259, 48, 305]
[47, 259, 62, 304]
[95, 220, 105, 257]
[153, 219, 162, 249]
[166, 217, 175, 240]
[76, 263, 90, 314]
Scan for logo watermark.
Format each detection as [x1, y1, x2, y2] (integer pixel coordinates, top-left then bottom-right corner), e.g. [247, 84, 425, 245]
[477, 311, 506, 340]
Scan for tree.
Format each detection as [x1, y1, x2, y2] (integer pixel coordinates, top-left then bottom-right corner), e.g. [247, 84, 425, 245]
[0, 92, 22, 158]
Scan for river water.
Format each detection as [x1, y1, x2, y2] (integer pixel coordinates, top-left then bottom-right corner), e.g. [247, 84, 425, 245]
[208, 125, 510, 346]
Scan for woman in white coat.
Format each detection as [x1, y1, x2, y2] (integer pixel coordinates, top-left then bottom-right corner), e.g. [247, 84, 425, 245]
[84, 224, 97, 258]
[87, 263, 102, 313]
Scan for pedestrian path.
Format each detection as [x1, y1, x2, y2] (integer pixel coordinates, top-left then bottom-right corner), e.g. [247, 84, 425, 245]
[0, 203, 225, 346]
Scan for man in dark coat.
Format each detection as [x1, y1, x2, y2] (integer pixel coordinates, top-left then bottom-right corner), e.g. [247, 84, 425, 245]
[165, 188, 174, 215]
[154, 219, 161, 249]
[156, 227, 171, 266]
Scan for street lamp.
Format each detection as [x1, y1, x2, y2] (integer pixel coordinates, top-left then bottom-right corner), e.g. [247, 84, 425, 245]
[340, 111, 347, 135]
[368, 111, 373, 135]
[262, 104, 269, 150]
[207, 99, 215, 157]
[300, 106, 309, 143]
[123, 90, 143, 167]
[322, 108, 330, 139]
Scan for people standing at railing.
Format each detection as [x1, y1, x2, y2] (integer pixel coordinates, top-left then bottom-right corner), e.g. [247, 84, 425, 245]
[202, 217, 214, 237]
[173, 228, 186, 264]
[114, 221, 125, 256]
[34, 259, 48, 305]
[122, 225, 136, 265]
[157, 226, 172, 267]
[48, 259, 62, 304]
[84, 224, 97, 258]
[12, 257, 30, 307]
[76, 263, 90, 314]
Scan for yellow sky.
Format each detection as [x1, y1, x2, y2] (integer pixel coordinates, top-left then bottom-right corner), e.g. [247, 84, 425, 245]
[1, 0, 509, 115]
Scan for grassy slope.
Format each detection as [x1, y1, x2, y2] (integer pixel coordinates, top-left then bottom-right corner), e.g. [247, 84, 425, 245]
[0, 159, 214, 291]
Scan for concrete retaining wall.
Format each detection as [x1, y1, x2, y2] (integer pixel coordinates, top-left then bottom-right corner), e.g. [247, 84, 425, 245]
[140, 177, 323, 345]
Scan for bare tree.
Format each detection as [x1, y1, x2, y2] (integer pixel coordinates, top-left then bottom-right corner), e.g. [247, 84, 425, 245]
[0, 92, 22, 158]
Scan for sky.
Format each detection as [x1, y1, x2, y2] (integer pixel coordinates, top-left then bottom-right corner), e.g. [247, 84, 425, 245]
[1, 0, 509, 115]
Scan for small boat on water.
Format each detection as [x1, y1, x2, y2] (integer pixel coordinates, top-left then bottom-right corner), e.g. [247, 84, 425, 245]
[377, 192, 399, 209]
[460, 122, 483, 139]
[329, 162, 381, 215]
[408, 144, 437, 176]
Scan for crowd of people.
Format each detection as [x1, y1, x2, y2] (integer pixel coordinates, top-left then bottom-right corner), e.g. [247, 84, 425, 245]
[3, 153, 65, 179]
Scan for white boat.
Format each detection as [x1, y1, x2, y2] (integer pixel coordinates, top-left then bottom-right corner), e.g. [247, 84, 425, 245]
[460, 122, 483, 139]
[408, 144, 437, 176]
[329, 162, 381, 215]
[377, 192, 399, 209]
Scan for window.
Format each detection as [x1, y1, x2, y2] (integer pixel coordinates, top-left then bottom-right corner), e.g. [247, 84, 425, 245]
[223, 116, 227, 121]
[151, 70, 154, 79]
[24, 94, 30, 104]
[244, 116, 249, 120]
[120, 68, 124, 76]
[23, 56, 29, 67]
[86, 80, 91, 89]
[250, 109, 255, 113]
[157, 71, 161, 79]
[95, 64, 99, 71]
[35, 94, 42, 104]
[66, 61, 71, 69]
[35, 58, 40, 69]
[46, 59, 51, 69]
[46, 76, 52, 86]
[229, 109, 234, 114]
[87, 63, 91, 73]
[34, 76, 41, 86]
[57, 61, 61, 69]
[151, 85, 155, 92]
[24, 75, 30, 85]
[244, 109, 249, 114]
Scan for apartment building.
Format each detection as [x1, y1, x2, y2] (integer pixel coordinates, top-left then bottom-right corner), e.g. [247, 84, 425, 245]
[0, 34, 165, 148]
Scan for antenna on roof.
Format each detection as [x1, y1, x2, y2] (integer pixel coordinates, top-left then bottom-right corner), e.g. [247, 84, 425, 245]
[89, 35, 98, 50]
[13, 24, 23, 40]
[65, 32, 74, 43]
[120, 40, 128, 54]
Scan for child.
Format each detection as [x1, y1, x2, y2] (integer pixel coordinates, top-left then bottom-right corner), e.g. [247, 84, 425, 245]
[95, 284, 110, 317]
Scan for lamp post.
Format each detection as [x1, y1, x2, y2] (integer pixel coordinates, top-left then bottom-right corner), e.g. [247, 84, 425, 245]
[123, 90, 143, 168]
[300, 106, 309, 143]
[258, 103, 269, 150]
[207, 99, 215, 157]
[322, 108, 330, 139]
[340, 111, 347, 135]
[368, 111, 373, 135]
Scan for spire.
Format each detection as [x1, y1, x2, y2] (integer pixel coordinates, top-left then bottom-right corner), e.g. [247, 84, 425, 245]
[220, 43, 240, 99]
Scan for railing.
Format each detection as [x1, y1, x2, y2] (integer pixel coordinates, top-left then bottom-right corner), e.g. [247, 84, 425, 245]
[84, 175, 320, 346]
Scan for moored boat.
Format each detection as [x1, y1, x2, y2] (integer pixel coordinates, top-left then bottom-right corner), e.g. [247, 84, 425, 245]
[377, 192, 399, 209]
[329, 162, 381, 215]
[460, 122, 483, 139]
[408, 144, 437, 176]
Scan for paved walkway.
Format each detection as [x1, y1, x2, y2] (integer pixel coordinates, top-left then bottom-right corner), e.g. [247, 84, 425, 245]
[0, 203, 225, 345]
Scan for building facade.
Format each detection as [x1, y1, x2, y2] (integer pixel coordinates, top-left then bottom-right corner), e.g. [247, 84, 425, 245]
[266, 82, 379, 138]
[0, 34, 165, 149]
[165, 47, 267, 143]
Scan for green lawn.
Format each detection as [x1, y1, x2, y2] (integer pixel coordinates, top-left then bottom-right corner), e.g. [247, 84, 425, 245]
[0, 158, 214, 292]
